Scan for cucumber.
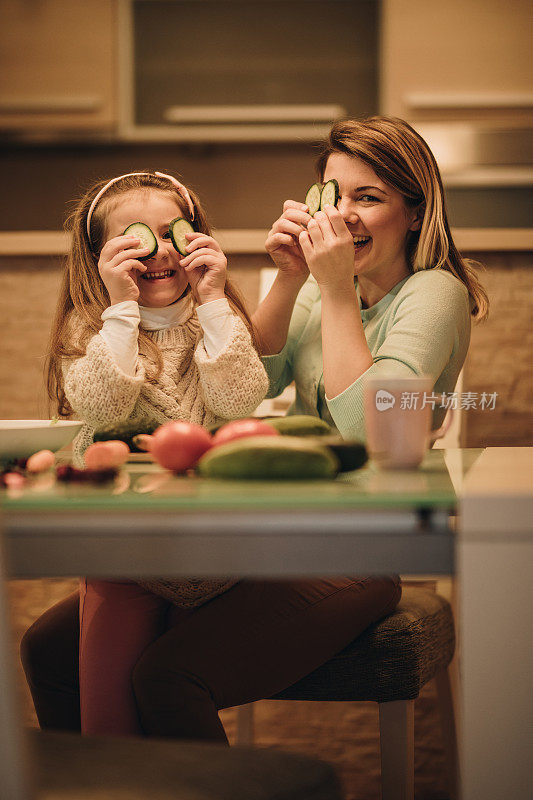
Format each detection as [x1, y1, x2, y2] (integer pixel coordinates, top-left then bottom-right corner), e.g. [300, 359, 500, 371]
[320, 179, 340, 211]
[123, 223, 158, 259]
[307, 436, 368, 472]
[263, 415, 333, 437]
[94, 420, 160, 452]
[197, 436, 339, 480]
[304, 183, 322, 217]
[169, 217, 195, 256]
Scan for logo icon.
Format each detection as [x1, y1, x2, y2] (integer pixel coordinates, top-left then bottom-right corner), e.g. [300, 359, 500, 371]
[375, 389, 395, 411]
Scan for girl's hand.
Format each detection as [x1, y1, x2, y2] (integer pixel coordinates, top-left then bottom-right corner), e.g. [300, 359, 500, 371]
[179, 232, 227, 305]
[98, 235, 150, 305]
[298, 206, 355, 290]
[265, 200, 312, 282]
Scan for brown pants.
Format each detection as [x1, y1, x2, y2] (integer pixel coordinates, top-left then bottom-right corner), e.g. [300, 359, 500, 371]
[21, 576, 401, 742]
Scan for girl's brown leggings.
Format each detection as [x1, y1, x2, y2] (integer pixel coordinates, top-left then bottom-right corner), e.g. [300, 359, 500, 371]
[20, 576, 401, 743]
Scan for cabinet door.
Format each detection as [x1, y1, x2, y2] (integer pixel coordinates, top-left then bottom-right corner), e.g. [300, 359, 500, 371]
[381, 0, 533, 125]
[0, 0, 116, 132]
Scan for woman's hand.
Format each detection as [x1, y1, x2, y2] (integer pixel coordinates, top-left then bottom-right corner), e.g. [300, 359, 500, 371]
[265, 200, 312, 282]
[179, 232, 227, 305]
[98, 235, 150, 305]
[299, 206, 355, 291]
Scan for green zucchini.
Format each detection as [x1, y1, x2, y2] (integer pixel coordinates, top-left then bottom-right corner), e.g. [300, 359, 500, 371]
[320, 179, 340, 211]
[123, 223, 158, 259]
[307, 436, 368, 472]
[263, 415, 333, 437]
[304, 183, 322, 217]
[197, 436, 339, 480]
[94, 420, 160, 452]
[169, 217, 195, 256]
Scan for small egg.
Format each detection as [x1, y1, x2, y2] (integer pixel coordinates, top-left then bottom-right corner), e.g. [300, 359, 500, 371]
[84, 441, 130, 470]
[26, 449, 56, 473]
[4, 472, 26, 489]
[104, 440, 130, 465]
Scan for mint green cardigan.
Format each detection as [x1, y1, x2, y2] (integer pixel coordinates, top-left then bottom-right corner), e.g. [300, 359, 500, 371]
[262, 269, 472, 441]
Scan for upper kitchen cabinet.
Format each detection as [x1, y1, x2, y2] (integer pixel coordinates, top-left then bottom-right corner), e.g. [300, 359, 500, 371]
[118, 0, 379, 142]
[381, 0, 533, 126]
[0, 1, 117, 134]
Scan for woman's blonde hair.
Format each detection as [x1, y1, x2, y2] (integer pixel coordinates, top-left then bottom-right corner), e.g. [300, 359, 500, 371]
[316, 116, 489, 320]
[47, 172, 255, 416]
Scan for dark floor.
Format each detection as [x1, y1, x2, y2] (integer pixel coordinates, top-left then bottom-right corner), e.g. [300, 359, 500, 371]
[8, 578, 450, 800]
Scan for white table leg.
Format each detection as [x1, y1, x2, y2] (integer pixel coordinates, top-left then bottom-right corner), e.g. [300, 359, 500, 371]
[459, 447, 533, 800]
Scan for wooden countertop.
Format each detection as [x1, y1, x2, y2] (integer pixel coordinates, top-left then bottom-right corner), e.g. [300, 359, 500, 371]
[1, 228, 532, 257]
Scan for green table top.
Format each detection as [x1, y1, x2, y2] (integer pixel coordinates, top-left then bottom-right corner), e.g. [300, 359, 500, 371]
[2, 448, 483, 515]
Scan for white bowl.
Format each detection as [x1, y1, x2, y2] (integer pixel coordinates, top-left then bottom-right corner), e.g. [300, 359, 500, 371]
[0, 419, 83, 461]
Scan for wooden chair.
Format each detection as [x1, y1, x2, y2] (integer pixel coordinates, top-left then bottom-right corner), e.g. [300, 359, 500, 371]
[235, 585, 459, 800]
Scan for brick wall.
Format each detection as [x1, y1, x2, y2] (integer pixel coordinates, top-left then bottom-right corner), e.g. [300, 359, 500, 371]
[461, 252, 533, 447]
[1, 251, 531, 447]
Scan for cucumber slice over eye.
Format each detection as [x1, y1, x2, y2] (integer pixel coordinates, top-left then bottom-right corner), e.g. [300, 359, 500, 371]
[123, 223, 158, 259]
[169, 217, 195, 256]
[304, 183, 322, 217]
[320, 179, 340, 211]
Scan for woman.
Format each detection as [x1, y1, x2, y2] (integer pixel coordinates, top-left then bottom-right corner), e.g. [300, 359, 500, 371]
[253, 116, 487, 438]
[21, 116, 485, 741]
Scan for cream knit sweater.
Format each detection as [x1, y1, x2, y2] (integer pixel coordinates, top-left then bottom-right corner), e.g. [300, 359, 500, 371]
[63, 303, 268, 607]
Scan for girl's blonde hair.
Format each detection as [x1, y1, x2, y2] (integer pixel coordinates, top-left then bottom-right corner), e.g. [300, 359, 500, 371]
[316, 116, 489, 320]
[47, 172, 255, 416]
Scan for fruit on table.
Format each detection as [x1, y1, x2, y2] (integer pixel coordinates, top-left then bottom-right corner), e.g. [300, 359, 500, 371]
[262, 415, 333, 437]
[1, 471, 26, 489]
[84, 440, 130, 470]
[150, 421, 213, 472]
[94, 420, 160, 451]
[56, 465, 118, 483]
[131, 434, 154, 452]
[196, 435, 339, 480]
[26, 449, 56, 473]
[212, 418, 280, 447]
[307, 436, 368, 472]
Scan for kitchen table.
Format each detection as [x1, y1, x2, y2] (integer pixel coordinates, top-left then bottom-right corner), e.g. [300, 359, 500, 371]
[1, 446, 532, 800]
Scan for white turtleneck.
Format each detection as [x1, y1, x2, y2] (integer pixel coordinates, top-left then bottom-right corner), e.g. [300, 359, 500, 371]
[99, 294, 233, 376]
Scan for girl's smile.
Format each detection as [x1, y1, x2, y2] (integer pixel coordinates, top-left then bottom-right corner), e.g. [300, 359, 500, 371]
[105, 190, 189, 307]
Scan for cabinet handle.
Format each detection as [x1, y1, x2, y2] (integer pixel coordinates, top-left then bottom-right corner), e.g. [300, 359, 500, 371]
[0, 96, 103, 113]
[163, 104, 346, 124]
[404, 93, 533, 110]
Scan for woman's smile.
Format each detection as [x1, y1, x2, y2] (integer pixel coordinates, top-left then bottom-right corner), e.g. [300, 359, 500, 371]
[352, 235, 372, 252]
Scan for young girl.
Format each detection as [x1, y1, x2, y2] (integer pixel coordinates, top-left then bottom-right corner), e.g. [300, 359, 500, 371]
[21, 160, 404, 744]
[47, 170, 269, 735]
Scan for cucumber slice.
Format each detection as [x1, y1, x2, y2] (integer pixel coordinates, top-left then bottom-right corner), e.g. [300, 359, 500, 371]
[169, 217, 195, 255]
[320, 179, 340, 210]
[123, 223, 158, 259]
[304, 183, 322, 217]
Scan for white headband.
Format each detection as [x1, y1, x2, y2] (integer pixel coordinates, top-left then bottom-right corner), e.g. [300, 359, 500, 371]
[86, 171, 195, 239]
